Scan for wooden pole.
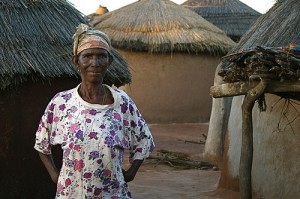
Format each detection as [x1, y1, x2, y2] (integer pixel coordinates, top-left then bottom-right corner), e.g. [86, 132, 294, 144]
[240, 80, 267, 199]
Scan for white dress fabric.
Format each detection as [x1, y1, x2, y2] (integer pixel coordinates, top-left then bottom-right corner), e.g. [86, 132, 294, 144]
[34, 84, 155, 199]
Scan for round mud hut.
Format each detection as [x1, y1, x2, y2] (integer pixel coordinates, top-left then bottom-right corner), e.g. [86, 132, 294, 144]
[0, 1, 130, 198]
[182, 0, 261, 42]
[90, 0, 235, 124]
[205, 0, 300, 198]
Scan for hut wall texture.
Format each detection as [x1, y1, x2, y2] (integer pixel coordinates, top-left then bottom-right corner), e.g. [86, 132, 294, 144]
[0, 78, 80, 198]
[219, 94, 300, 198]
[118, 49, 221, 123]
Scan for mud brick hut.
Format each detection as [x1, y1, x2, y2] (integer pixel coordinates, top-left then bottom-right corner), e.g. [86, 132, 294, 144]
[204, 0, 300, 198]
[0, 0, 130, 198]
[182, 0, 261, 42]
[90, 0, 236, 124]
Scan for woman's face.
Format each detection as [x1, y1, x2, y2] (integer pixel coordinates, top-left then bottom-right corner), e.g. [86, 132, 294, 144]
[76, 48, 110, 83]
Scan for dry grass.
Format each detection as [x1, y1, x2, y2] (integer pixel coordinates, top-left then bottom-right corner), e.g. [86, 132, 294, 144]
[228, 0, 300, 54]
[182, 0, 261, 39]
[0, 0, 131, 90]
[90, 0, 236, 54]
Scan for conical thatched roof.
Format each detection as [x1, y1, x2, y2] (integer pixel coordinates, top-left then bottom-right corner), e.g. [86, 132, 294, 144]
[0, 0, 131, 90]
[182, 0, 261, 41]
[90, 0, 235, 54]
[230, 0, 300, 51]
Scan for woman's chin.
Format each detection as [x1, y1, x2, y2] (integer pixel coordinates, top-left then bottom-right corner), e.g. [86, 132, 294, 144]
[84, 75, 104, 83]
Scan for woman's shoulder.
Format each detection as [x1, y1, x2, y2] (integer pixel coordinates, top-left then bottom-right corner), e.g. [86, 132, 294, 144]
[107, 86, 131, 101]
[50, 87, 76, 103]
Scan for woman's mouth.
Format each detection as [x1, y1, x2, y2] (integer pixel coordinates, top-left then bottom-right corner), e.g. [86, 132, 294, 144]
[87, 71, 102, 75]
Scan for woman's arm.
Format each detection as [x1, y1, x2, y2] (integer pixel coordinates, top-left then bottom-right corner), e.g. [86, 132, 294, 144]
[38, 152, 59, 183]
[122, 159, 143, 182]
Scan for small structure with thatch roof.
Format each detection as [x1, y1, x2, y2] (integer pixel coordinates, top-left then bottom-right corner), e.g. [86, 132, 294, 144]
[204, 0, 300, 198]
[86, 5, 109, 22]
[96, 5, 109, 15]
[0, 1, 130, 198]
[182, 0, 261, 41]
[90, 0, 235, 124]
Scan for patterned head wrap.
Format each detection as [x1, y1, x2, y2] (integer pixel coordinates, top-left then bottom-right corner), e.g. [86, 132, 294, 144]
[73, 23, 112, 56]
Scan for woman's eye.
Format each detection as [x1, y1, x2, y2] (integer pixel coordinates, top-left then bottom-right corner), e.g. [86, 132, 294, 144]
[82, 54, 91, 59]
[100, 54, 108, 58]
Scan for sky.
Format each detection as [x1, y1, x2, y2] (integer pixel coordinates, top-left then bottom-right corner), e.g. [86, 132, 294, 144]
[68, 0, 276, 15]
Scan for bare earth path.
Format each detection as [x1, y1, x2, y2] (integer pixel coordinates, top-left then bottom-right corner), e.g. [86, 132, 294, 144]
[125, 123, 222, 199]
[130, 163, 220, 199]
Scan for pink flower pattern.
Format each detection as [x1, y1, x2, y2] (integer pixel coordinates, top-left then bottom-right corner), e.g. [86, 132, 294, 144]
[69, 123, 80, 133]
[65, 178, 71, 188]
[34, 85, 155, 198]
[74, 159, 85, 171]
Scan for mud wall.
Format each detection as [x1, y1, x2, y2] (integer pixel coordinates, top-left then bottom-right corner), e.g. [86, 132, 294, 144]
[221, 94, 300, 198]
[0, 78, 80, 198]
[118, 49, 221, 124]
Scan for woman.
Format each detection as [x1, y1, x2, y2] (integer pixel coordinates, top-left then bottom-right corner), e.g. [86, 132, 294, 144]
[34, 24, 155, 199]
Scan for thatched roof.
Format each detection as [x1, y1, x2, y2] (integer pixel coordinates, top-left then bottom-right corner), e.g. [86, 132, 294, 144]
[220, 0, 300, 100]
[90, 0, 235, 54]
[0, 0, 131, 91]
[229, 0, 299, 51]
[182, 0, 261, 41]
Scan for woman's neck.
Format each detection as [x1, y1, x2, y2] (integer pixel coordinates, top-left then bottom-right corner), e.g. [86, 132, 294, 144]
[78, 82, 107, 104]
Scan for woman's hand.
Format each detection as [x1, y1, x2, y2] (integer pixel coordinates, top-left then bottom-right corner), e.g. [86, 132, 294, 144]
[122, 159, 144, 182]
[122, 169, 134, 182]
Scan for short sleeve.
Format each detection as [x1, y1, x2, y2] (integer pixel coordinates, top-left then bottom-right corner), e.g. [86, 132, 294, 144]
[34, 99, 59, 155]
[122, 96, 155, 162]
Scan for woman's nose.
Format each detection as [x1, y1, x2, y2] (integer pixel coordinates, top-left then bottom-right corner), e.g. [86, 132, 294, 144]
[91, 57, 101, 67]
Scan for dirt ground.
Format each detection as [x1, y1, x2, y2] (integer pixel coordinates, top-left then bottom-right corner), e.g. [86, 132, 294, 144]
[123, 123, 237, 199]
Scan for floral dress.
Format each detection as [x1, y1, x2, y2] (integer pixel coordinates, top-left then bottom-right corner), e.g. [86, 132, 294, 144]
[34, 84, 155, 199]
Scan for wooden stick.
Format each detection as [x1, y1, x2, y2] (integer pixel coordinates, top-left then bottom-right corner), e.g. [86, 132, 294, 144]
[184, 140, 205, 144]
[222, 49, 256, 59]
[148, 154, 211, 168]
[210, 81, 300, 98]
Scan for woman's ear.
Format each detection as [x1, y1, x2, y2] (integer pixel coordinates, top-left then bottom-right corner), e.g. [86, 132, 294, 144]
[72, 55, 78, 66]
[109, 54, 114, 66]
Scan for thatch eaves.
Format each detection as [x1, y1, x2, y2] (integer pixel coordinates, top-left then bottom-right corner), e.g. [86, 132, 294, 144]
[182, 0, 261, 41]
[90, 0, 235, 55]
[0, 0, 131, 91]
